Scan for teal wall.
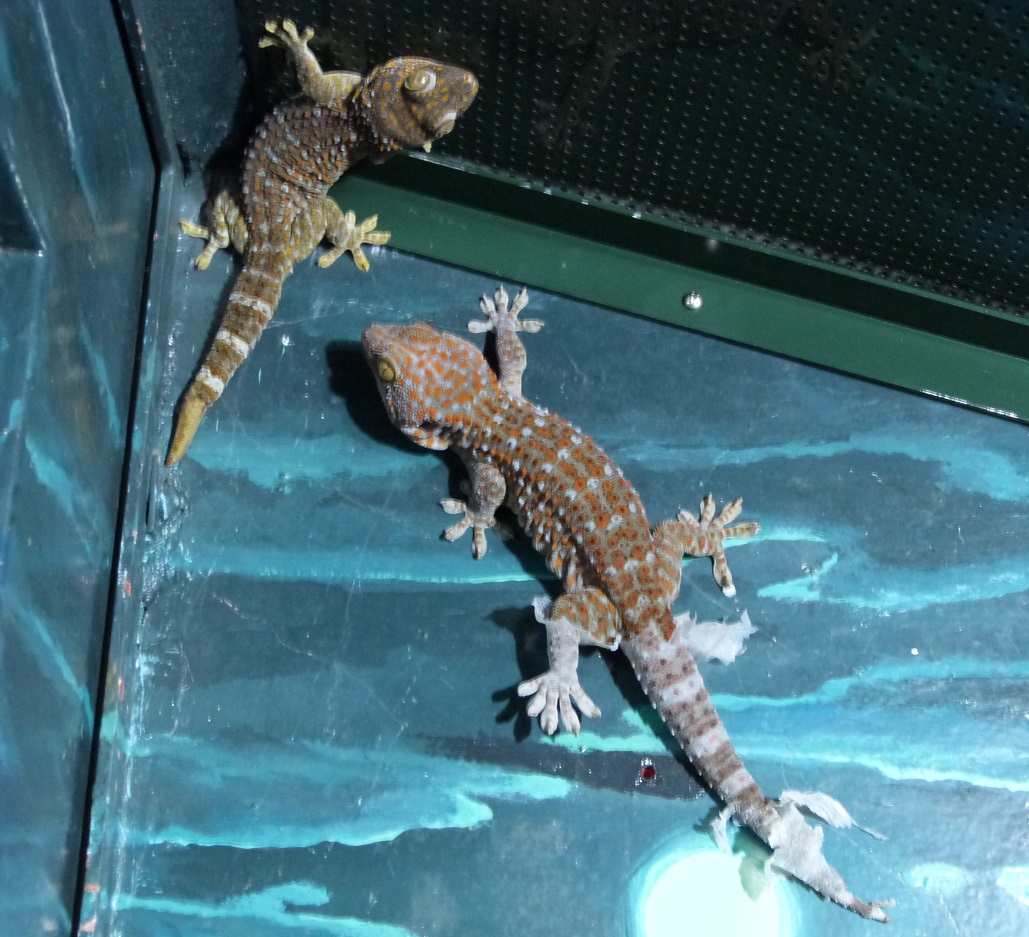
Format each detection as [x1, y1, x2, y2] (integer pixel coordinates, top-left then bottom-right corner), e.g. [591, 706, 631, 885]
[0, 2, 154, 932]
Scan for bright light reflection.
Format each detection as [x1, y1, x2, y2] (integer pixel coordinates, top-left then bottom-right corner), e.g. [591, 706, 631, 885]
[633, 846, 792, 937]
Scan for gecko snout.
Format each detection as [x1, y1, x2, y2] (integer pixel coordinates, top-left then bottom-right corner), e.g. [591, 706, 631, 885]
[432, 110, 458, 137]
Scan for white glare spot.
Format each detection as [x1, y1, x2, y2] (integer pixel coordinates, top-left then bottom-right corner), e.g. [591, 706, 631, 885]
[911, 647, 919, 655]
[632, 846, 790, 937]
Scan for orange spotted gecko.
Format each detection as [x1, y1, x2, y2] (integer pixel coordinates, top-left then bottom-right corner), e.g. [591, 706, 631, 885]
[364, 287, 893, 921]
[167, 19, 478, 465]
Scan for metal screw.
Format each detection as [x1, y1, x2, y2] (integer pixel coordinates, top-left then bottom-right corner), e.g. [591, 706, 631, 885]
[682, 292, 703, 311]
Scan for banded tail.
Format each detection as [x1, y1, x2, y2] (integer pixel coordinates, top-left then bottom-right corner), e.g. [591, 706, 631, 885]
[623, 617, 893, 922]
[166, 249, 291, 465]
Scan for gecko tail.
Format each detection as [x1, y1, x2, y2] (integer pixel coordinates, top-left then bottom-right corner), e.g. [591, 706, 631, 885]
[720, 792, 894, 922]
[623, 620, 891, 921]
[166, 253, 289, 465]
[165, 391, 210, 466]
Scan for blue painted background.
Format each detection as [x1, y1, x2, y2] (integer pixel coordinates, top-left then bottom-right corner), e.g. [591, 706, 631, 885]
[0, 2, 153, 933]
[80, 168, 1029, 935]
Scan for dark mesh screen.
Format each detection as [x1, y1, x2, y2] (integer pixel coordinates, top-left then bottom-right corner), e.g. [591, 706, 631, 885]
[240, 1, 1029, 316]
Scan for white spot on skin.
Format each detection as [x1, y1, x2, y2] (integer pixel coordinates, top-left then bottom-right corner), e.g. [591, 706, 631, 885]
[197, 367, 225, 396]
[228, 291, 272, 312]
[216, 329, 252, 358]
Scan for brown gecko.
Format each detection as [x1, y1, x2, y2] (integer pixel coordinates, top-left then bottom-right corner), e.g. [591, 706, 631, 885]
[166, 19, 478, 465]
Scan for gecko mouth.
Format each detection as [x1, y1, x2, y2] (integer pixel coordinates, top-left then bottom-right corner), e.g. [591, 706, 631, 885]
[431, 111, 458, 139]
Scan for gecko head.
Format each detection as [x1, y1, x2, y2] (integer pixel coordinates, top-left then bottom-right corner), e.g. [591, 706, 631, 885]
[363, 322, 496, 444]
[357, 57, 478, 151]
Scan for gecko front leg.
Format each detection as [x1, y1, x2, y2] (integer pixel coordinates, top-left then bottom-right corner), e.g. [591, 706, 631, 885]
[467, 285, 544, 398]
[259, 19, 363, 106]
[440, 457, 510, 558]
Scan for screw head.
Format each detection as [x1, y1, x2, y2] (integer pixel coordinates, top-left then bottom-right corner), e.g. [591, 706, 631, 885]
[682, 292, 703, 311]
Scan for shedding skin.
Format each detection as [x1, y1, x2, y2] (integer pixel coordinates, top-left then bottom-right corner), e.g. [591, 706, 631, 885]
[166, 19, 478, 465]
[364, 288, 892, 922]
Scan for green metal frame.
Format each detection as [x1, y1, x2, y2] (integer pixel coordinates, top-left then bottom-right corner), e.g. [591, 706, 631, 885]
[333, 157, 1029, 423]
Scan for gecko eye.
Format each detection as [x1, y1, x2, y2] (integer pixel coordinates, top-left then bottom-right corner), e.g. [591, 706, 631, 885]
[376, 358, 397, 382]
[404, 69, 437, 94]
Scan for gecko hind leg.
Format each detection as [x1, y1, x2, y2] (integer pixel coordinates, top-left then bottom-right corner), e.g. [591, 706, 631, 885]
[517, 590, 620, 735]
[180, 190, 248, 270]
[678, 494, 760, 597]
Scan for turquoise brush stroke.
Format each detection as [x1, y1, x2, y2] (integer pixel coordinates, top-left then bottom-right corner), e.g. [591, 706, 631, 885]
[548, 657, 1029, 792]
[117, 881, 417, 936]
[996, 867, 1029, 907]
[3, 398, 23, 440]
[188, 432, 424, 489]
[36, 7, 103, 229]
[1, 591, 93, 726]
[759, 549, 1029, 612]
[24, 434, 104, 547]
[711, 655, 1029, 712]
[621, 430, 1029, 501]
[171, 544, 541, 586]
[77, 320, 122, 440]
[24, 436, 80, 522]
[174, 532, 1028, 616]
[123, 734, 570, 849]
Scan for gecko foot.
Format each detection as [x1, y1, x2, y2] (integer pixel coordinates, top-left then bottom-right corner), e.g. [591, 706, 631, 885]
[180, 190, 245, 269]
[258, 18, 314, 53]
[179, 219, 222, 270]
[440, 498, 512, 558]
[319, 210, 391, 272]
[517, 669, 600, 736]
[679, 494, 760, 597]
[468, 284, 544, 336]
